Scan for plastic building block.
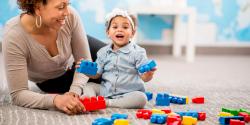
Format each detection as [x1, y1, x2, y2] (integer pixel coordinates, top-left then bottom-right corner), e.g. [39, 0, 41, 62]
[182, 116, 197, 125]
[155, 93, 170, 106]
[79, 96, 106, 111]
[176, 111, 198, 118]
[219, 116, 244, 125]
[198, 112, 206, 121]
[77, 60, 97, 75]
[145, 92, 153, 101]
[239, 112, 250, 122]
[192, 96, 204, 104]
[169, 95, 188, 104]
[167, 115, 181, 125]
[138, 60, 156, 73]
[111, 113, 128, 123]
[150, 114, 167, 124]
[92, 118, 112, 125]
[152, 109, 165, 114]
[113, 119, 129, 125]
[161, 108, 171, 114]
[222, 108, 240, 116]
[239, 109, 250, 115]
[136, 109, 152, 119]
[219, 112, 234, 117]
[229, 119, 245, 125]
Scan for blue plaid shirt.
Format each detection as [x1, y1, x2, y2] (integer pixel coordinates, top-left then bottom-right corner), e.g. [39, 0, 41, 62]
[96, 42, 148, 97]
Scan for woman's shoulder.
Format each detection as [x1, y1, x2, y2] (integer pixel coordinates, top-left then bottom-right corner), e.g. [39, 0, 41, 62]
[3, 15, 28, 51]
[4, 16, 23, 36]
[65, 6, 82, 28]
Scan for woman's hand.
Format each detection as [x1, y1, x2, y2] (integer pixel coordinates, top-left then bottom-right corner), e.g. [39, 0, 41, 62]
[53, 93, 85, 115]
[140, 68, 157, 82]
[75, 58, 84, 69]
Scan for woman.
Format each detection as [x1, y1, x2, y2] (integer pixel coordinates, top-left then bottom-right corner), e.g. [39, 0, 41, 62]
[2, 0, 105, 115]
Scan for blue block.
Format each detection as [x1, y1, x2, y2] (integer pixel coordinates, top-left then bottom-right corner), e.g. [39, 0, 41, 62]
[219, 116, 244, 125]
[169, 95, 186, 104]
[92, 118, 112, 125]
[150, 114, 167, 124]
[176, 111, 198, 118]
[145, 92, 153, 101]
[138, 60, 156, 73]
[77, 60, 97, 75]
[111, 113, 128, 123]
[156, 93, 170, 106]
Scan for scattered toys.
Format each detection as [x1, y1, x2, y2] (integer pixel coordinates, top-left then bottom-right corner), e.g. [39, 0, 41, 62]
[192, 96, 204, 104]
[145, 92, 153, 101]
[155, 93, 170, 106]
[92, 118, 112, 125]
[150, 114, 167, 124]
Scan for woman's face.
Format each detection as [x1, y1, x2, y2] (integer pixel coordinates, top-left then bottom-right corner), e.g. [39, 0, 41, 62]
[35, 0, 70, 30]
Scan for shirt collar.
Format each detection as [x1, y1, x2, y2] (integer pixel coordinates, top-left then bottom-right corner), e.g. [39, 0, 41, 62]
[107, 42, 133, 54]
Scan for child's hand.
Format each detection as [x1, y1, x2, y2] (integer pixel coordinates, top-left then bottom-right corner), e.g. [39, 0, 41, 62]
[141, 68, 157, 82]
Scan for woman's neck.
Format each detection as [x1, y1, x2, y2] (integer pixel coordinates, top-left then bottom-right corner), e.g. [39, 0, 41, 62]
[21, 14, 54, 35]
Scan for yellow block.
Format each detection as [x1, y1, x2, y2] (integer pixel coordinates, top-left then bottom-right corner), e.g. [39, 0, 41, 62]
[114, 119, 129, 125]
[152, 109, 165, 114]
[218, 112, 233, 117]
[182, 116, 197, 125]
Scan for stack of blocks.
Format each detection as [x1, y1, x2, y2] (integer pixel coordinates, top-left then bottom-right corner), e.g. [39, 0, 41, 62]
[77, 60, 97, 75]
[79, 96, 106, 111]
[155, 93, 170, 106]
[218, 108, 250, 125]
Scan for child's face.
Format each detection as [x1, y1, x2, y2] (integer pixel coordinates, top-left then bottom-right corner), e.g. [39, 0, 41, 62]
[107, 16, 134, 50]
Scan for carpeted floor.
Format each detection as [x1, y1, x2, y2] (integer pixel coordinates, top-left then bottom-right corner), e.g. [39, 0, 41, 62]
[1, 54, 250, 125]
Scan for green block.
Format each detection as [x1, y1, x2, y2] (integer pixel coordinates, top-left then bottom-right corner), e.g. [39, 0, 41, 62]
[239, 108, 250, 115]
[222, 108, 239, 116]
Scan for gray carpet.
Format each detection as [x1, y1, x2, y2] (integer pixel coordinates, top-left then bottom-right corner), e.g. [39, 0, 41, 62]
[1, 54, 250, 125]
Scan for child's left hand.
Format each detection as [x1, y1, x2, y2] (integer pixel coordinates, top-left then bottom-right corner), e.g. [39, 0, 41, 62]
[141, 68, 157, 82]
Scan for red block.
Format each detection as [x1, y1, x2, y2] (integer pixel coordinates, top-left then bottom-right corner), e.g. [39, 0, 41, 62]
[167, 116, 181, 125]
[239, 112, 250, 122]
[230, 119, 245, 125]
[198, 112, 206, 121]
[136, 109, 152, 119]
[161, 108, 171, 114]
[79, 96, 106, 111]
[192, 96, 204, 104]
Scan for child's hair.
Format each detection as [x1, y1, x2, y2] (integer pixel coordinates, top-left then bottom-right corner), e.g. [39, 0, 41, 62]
[105, 8, 137, 31]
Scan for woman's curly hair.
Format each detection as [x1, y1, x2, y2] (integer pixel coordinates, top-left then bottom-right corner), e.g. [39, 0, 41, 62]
[17, 0, 47, 15]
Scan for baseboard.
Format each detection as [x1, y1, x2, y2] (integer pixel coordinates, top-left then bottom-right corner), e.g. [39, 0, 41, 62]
[141, 44, 250, 55]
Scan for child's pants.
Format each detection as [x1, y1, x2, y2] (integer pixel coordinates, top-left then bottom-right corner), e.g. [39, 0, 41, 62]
[83, 82, 147, 109]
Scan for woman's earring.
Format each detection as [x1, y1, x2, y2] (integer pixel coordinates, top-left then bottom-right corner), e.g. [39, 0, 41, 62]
[35, 15, 42, 28]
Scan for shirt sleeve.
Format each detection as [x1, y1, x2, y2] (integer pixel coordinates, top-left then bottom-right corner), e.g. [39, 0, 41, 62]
[95, 47, 106, 74]
[134, 45, 148, 70]
[2, 29, 56, 109]
[68, 7, 92, 95]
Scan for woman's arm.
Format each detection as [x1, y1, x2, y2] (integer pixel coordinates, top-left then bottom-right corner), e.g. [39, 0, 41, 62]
[2, 30, 56, 109]
[69, 7, 92, 95]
